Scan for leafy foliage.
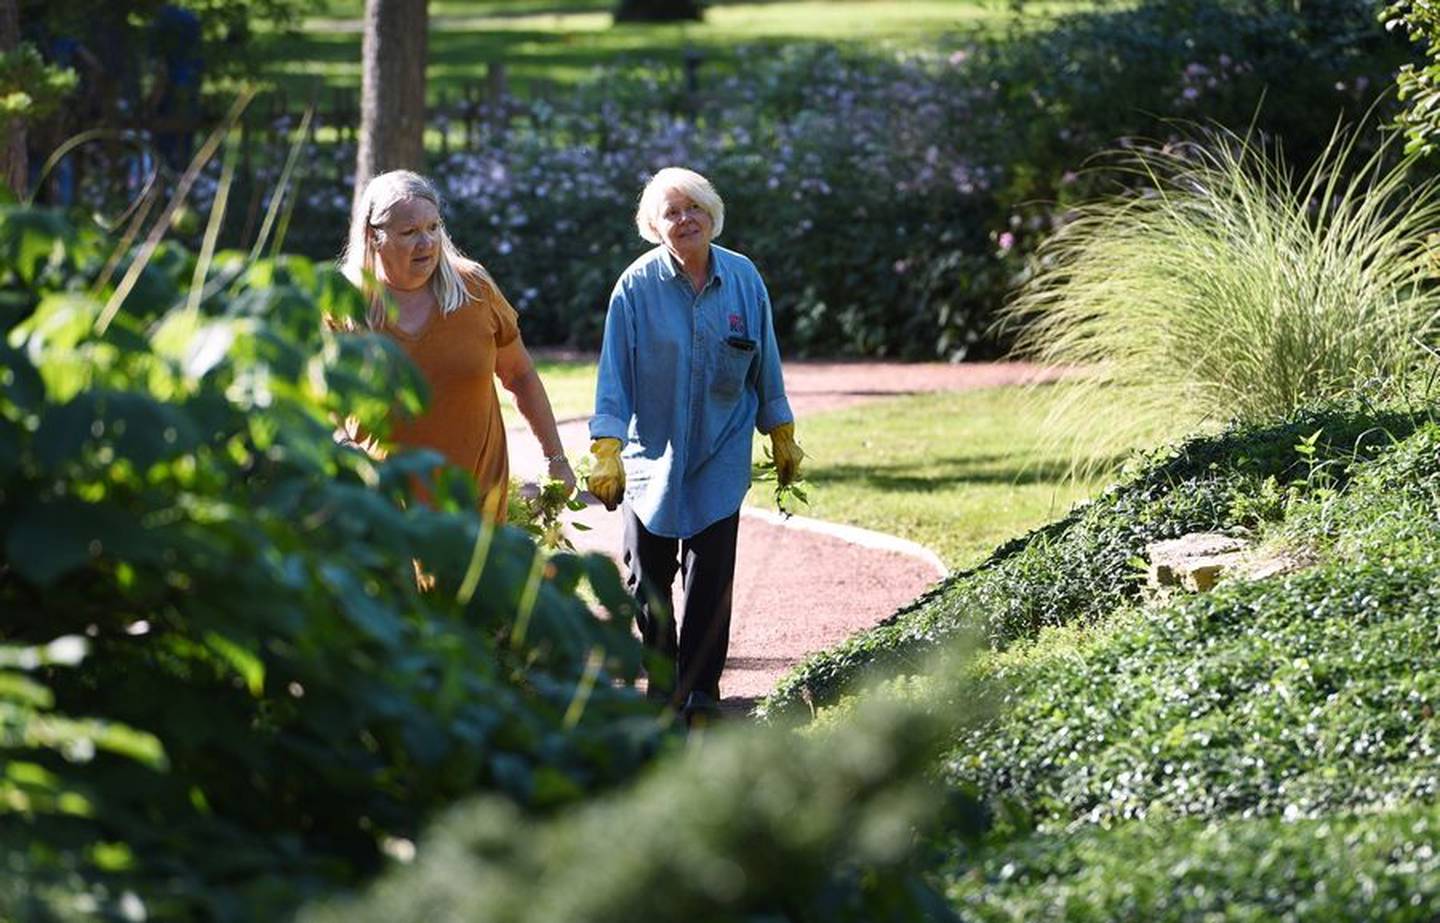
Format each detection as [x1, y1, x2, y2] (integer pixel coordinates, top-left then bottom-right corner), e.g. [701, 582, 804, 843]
[300, 648, 992, 923]
[0, 206, 667, 920]
[951, 559, 1440, 829]
[1385, 0, 1440, 155]
[760, 404, 1427, 720]
[169, 0, 1404, 361]
[0, 44, 77, 132]
[950, 805, 1440, 921]
[939, 414, 1440, 919]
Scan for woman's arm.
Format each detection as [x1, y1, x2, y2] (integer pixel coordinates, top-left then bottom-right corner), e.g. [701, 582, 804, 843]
[495, 336, 576, 492]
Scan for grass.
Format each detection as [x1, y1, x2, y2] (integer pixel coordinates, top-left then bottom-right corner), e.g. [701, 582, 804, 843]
[504, 357, 1110, 571]
[767, 385, 1107, 569]
[1001, 124, 1440, 476]
[504, 353, 598, 422]
[250, 0, 1088, 101]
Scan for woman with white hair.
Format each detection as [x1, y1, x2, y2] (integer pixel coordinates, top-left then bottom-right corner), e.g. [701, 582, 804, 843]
[341, 169, 574, 521]
[586, 166, 804, 719]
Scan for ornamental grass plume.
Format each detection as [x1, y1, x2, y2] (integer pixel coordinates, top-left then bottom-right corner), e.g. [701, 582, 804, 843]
[1001, 123, 1440, 474]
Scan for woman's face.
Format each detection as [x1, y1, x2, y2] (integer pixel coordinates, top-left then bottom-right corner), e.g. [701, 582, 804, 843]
[372, 196, 441, 291]
[655, 187, 713, 265]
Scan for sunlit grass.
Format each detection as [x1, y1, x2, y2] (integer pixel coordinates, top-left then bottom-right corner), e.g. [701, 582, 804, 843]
[251, 0, 1091, 99]
[502, 353, 598, 422]
[769, 385, 1110, 569]
[501, 360, 1111, 570]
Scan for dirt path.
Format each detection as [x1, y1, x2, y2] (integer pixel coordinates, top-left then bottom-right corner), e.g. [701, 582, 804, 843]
[509, 360, 1058, 712]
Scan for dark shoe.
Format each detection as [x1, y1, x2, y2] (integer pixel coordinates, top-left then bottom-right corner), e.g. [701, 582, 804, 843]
[681, 690, 722, 729]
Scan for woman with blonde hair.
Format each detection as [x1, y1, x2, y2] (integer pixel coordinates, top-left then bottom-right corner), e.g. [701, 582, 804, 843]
[340, 169, 574, 520]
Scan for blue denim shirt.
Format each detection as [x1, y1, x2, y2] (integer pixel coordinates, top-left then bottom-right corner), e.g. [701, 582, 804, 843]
[590, 244, 794, 538]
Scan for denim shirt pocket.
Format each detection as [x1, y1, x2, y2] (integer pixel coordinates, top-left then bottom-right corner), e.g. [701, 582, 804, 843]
[711, 335, 756, 400]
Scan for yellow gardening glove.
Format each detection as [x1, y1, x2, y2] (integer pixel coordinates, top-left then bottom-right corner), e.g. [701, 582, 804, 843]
[768, 422, 805, 487]
[587, 438, 626, 511]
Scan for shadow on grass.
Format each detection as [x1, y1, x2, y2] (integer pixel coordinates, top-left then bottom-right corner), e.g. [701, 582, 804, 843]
[809, 452, 1126, 491]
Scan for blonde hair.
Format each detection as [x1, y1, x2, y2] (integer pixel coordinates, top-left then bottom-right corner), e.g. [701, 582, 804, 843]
[635, 167, 725, 244]
[341, 170, 492, 329]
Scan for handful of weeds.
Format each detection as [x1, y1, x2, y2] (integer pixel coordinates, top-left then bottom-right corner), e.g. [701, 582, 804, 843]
[509, 477, 590, 551]
[754, 447, 811, 519]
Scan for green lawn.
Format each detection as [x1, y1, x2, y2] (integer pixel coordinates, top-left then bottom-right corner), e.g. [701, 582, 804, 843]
[509, 353, 598, 422]
[251, 0, 1084, 100]
[505, 360, 1110, 571]
[769, 386, 1105, 569]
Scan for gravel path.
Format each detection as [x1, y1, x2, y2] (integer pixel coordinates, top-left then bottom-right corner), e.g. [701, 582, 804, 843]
[509, 360, 1058, 712]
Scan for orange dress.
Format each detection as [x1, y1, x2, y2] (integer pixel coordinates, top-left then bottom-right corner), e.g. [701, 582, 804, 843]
[384, 277, 521, 521]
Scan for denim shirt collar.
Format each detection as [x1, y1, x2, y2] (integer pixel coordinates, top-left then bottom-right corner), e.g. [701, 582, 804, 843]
[658, 245, 725, 291]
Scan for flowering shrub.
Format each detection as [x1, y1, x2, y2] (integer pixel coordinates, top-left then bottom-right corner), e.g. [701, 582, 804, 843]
[161, 0, 1403, 360]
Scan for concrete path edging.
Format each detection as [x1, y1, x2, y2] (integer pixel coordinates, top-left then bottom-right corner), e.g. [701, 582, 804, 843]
[739, 504, 948, 579]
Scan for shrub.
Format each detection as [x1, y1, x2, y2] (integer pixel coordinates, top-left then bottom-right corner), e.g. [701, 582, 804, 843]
[938, 417, 1440, 917]
[134, 0, 1405, 361]
[1385, 0, 1440, 155]
[0, 206, 667, 920]
[950, 558, 1440, 829]
[948, 805, 1440, 921]
[300, 648, 993, 923]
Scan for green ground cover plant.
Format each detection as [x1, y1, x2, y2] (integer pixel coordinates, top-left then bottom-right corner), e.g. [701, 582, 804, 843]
[948, 804, 1440, 921]
[934, 411, 1440, 919]
[761, 404, 1427, 719]
[0, 205, 671, 920]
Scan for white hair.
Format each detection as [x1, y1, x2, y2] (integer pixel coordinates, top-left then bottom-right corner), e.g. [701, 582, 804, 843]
[340, 170, 493, 329]
[634, 166, 725, 244]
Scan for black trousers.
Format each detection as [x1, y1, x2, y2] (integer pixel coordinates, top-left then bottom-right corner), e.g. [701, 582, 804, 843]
[623, 507, 740, 703]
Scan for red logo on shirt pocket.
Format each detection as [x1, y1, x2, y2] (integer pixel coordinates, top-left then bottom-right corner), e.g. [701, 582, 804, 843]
[728, 313, 744, 334]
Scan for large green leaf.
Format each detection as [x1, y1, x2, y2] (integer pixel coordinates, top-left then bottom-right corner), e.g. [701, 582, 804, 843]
[103, 390, 202, 469]
[9, 293, 104, 401]
[0, 207, 69, 286]
[32, 389, 201, 470]
[319, 563, 407, 648]
[151, 310, 242, 381]
[31, 393, 95, 468]
[5, 497, 136, 585]
[0, 343, 42, 414]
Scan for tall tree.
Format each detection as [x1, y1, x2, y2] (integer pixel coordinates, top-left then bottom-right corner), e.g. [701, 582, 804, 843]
[613, 0, 702, 21]
[0, 0, 24, 197]
[354, 0, 427, 210]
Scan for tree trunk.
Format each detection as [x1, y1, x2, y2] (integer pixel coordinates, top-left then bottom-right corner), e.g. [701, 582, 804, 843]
[0, 0, 25, 199]
[613, 0, 703, 22]
[354, 0, 428, 212]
